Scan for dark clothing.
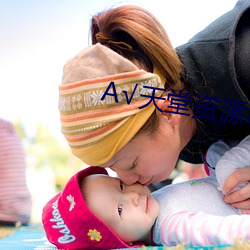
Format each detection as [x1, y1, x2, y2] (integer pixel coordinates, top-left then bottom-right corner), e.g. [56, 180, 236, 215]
[176, 0, 250, 164]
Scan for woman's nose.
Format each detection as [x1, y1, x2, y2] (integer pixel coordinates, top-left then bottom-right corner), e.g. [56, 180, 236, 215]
[112, 168, 140, 185]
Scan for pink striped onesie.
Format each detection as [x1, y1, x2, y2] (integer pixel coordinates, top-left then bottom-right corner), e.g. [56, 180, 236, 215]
[0, 119, 31, 224]
[152, 135, 250, 247]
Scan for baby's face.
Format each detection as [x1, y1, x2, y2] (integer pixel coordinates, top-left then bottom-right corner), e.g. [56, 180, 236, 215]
[84, 175, 160, 244]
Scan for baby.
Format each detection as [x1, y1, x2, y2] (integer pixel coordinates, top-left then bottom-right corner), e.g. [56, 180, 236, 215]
[42, 135, 250, 249]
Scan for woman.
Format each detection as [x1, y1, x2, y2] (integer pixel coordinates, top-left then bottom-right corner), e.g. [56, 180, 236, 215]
[59, 1, 250, 211]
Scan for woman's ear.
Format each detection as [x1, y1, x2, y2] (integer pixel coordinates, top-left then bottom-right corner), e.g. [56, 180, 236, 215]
[156, 98, 181, 127]
[156, 99, 172, 112]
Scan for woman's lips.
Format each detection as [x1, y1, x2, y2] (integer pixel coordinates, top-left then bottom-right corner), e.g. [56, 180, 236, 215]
[143, 177, 154, 186]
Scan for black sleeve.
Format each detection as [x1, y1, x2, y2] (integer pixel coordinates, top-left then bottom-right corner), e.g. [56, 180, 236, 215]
[177, 0, 250, 164]
[235, 7, 250, 97]
[176, 0, 250, 121]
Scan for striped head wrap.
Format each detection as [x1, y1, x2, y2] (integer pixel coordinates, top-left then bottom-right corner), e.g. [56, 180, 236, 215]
[59, 43, 165, 165]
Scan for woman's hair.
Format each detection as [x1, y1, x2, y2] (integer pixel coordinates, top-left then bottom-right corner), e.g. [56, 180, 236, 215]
[90, 5, 184, 136]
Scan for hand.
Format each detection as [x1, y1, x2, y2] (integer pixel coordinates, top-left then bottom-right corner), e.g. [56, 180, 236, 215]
[222, 166, 250, 214]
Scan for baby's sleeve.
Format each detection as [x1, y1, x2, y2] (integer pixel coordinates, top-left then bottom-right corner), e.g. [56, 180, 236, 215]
[205, 139, 232, 178]
[159, 210, 250, 247]
[215, 135, 250, 192]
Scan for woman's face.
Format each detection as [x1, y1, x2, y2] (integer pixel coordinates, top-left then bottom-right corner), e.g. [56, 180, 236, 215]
[100, 111, 183, 185]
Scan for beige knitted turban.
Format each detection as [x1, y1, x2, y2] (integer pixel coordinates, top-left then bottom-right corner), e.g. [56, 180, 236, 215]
[59, 43, 165, 165]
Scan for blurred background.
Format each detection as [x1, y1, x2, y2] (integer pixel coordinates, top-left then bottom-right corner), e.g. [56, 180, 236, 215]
[0, 0, 238, 223]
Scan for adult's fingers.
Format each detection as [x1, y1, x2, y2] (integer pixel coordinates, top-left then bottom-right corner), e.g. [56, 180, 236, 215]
[224, 184, 250, 206]
[222, 167, 250, 195]
[239, 209, 250, 214]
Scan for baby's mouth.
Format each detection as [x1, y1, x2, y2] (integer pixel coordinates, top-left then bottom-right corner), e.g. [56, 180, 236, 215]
[146, 196, 149, 213]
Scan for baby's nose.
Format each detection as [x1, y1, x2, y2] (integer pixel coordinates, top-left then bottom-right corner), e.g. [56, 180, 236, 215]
[126, 191, 140, 206]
